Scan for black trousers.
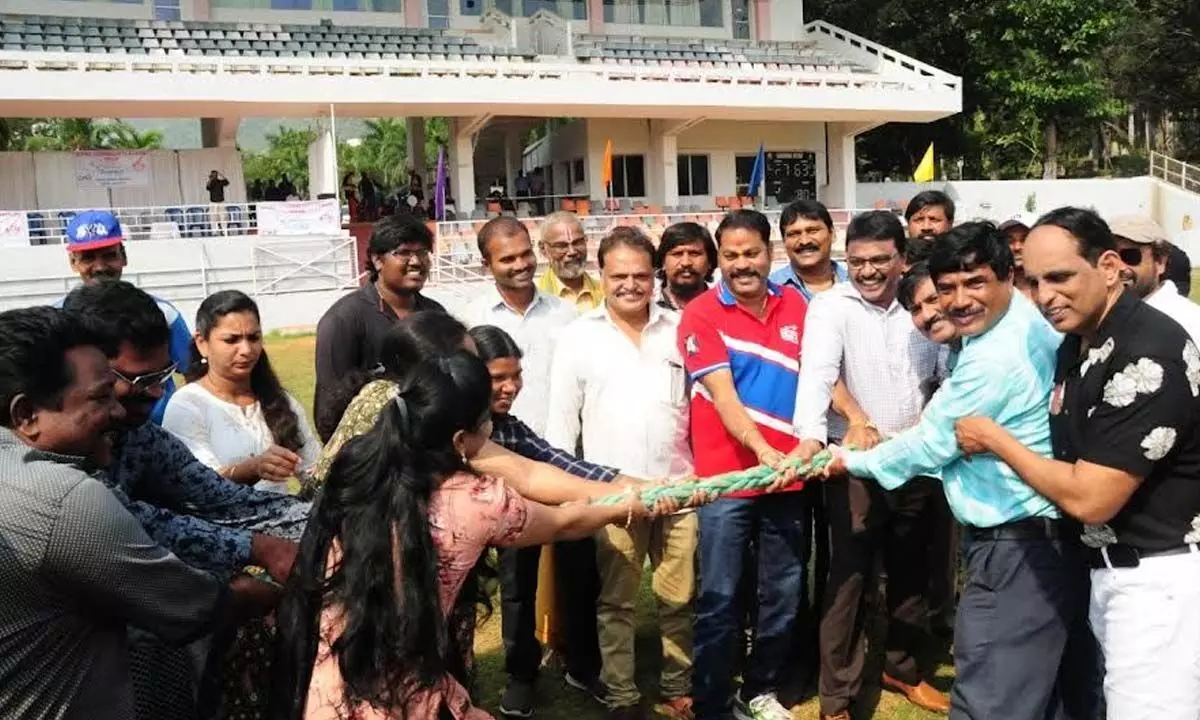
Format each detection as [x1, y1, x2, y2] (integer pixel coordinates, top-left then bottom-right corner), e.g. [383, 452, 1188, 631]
[951, 530, 1091, 719]
[498, 539, 602, 685]
[818, 475, 939, 716]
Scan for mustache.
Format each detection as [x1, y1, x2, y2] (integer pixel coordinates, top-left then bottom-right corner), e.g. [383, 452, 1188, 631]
[730, 269, 761, 280]
[794, 242, 822, 253]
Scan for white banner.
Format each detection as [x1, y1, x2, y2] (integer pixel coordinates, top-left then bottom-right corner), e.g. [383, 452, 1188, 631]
[74, 150, 151, 189]
[0, 211, 30, 247]
[256, 199, 341, 236]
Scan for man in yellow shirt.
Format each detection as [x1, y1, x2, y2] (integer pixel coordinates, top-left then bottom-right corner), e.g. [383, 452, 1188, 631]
[537, 211, 604, 311]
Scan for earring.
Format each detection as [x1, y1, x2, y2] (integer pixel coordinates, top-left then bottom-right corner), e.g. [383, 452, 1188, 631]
[200, 357, 208, 365]
[461, 453, 469, 465]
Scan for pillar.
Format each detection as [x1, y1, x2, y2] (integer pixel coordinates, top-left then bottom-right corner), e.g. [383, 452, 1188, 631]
[753, 0, 771, 41]
[200, 117, 239, 148]
[404, 0, 422, 27]
[307, 125, 338, 199]
[504, 127, 523, 196]
[824, 123, 859, 210]
[648, 121, 680, 208]
[448, 118, 477, 214]
[406, 117, 427, 182]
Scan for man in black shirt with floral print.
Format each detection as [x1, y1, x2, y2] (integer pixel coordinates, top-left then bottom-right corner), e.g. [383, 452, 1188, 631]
[954, 207, 1200, 719]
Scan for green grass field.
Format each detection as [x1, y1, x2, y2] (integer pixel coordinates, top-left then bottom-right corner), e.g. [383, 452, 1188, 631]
[265, 333, 951, 719]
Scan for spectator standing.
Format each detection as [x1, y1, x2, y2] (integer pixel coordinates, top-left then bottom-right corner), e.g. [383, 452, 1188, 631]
[207, 169, 230, 235]
[538, 212, 605, 312]
[163, 290, 321, 494]
[314, 215, 445, 437]
[680, 210, 808, 720]
[904, 191, 956, 258]
[999, 215, 1034, 297]
[769, 200, 849, 300]
[57, 210, 191, 425]
[1109, 214, 1200, 344]
[655, 221, 717, 311]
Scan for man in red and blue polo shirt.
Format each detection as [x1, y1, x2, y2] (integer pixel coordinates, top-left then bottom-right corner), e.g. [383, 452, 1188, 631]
[678, 209, 808, 720]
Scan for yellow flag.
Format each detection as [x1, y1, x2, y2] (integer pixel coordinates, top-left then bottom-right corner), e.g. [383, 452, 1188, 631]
[913, 142, 935, 183]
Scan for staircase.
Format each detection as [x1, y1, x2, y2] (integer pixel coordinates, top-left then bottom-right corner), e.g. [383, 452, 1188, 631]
[1151, 152, 1200, 196]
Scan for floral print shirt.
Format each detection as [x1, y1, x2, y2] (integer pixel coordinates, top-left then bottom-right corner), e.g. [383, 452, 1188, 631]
[305, 472, 530, 720]
[1050, 290, 1200, 552]
[106, 422, 311, 575]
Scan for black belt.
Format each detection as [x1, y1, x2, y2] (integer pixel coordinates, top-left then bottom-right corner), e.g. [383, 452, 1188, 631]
[964, 517, 1062, 542]
[1085, 543, 1198, 569]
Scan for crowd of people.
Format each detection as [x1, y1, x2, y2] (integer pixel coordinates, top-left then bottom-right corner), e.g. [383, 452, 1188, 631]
[2, 190, 1200, 720]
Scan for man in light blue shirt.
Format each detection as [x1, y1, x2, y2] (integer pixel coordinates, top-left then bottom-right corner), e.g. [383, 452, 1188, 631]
[768, 199, 849, 301]
[825, 222, 1087, 720]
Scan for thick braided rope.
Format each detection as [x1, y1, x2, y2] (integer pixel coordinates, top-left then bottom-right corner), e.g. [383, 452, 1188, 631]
[590, 449, 836, 507]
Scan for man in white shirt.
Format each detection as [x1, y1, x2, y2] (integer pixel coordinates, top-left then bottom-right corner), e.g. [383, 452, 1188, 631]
[545, 227, 696, 720]
[1109, 214, 1200, 344]
[465, 216, 578, 436]
[793, 211, 949, 719]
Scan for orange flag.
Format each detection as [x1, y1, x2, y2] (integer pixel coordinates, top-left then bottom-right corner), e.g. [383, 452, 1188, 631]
[600, 139, 613, 190]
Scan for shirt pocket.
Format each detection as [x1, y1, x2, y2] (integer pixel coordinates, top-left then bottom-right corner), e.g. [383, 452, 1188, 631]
[658, 359, 688, 408]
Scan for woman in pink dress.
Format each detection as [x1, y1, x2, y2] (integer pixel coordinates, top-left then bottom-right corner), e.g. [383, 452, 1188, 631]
[271, 351, 644, 720]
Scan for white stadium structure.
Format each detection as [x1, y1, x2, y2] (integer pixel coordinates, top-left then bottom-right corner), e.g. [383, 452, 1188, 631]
[0, 0, 1197, 328]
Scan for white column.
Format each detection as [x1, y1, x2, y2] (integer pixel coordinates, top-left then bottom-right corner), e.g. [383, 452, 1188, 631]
[824, 123, 859, 210]
[648, 120, 680, 208]
[200, 117, 240, 148]
[448, 118, 477, 215]
[406, 117, 427, 182]
[504, 127, 522, 196]
[307, 125, 337, 200]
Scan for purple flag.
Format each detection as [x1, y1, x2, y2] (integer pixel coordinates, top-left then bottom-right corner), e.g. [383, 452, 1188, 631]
[434, 145, 447, 221]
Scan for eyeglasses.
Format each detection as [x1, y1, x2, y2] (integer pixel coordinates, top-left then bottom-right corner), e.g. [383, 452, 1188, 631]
[112, 363, 177, 392]
[388, 247, 431, 262]
[846, 253, 899, 271]
[1117, 247, 1145, 266]
[545, 237, 588, 254]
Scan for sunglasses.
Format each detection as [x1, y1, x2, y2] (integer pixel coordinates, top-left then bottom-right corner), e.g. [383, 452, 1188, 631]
[1117, 247, 1146, 266]
[112, 363, 177, 392]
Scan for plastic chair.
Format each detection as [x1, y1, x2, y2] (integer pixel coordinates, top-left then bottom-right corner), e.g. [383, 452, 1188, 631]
[164, 206, 185, 233]
[184, 206, 209, 237]
[225, 204, 244, 232]
[57, 211, 77, 240]
[27, 212, 46, 244]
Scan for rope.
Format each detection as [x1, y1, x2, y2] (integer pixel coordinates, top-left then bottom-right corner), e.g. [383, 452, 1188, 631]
[590, 449, 836, 508]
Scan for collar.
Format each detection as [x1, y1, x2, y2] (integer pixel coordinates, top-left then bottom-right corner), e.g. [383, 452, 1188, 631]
[0, 426, 93, 469]
[1092, 289, 1141, 343]
[775, 261, 848, 290]
[361, 281, 429, 319]
[483, 284, 549, 315]
[540, 268, 602, 300]
[828, 281, 903, 314]
[716, 279, 783, 307]
[586, 300, 674, 330]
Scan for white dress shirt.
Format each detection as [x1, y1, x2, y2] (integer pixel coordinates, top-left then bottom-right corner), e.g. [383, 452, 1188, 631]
[544, 303, 693, 481]
[1146, 280, 1200, 346]
[464, 284, 578, 435]
[162, 382, 323, 493]
[794, 283, 942, 444]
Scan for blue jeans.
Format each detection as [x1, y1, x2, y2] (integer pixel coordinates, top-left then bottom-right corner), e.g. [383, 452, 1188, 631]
[693, 492, 809, 720]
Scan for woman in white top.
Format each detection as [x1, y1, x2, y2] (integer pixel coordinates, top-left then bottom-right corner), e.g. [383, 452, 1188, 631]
[163, 290, 321, 493]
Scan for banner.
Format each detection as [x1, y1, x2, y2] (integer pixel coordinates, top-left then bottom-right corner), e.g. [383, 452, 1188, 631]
[73, 150, 151, 189]
[256, 199, 341, 236]
[0, 211, 30, 248]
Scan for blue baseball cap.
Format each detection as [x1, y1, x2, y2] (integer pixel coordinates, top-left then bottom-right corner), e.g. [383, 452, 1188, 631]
[65, 210, 124, 252]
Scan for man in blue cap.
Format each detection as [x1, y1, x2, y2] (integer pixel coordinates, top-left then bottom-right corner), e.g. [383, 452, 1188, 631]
[59, 210, 192, 424]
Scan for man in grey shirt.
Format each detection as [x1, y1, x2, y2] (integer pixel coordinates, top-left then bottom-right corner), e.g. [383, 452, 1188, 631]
[0, 307, 269, 719]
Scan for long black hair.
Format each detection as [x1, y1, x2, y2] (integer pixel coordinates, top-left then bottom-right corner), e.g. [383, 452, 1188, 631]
[316, 311, 470, 441]
[272, 351, 495, 719]
[186, 290, 304, 453]
[468, 325, 523, 364]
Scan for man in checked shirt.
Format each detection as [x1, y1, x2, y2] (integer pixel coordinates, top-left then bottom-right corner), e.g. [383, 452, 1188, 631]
[793, 211, 949, 719]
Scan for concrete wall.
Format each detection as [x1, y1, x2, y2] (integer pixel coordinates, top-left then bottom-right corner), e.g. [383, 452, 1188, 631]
[768, 0, 804, 41]
[1155, 181, 1200, 263]
[857, 178, 1159, 224]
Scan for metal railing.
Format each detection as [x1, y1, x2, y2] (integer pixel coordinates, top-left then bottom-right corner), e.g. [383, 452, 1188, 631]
[1150, 151, 1200, 196]
[16, 203, 260, 246]
[0, 49, 962, 96]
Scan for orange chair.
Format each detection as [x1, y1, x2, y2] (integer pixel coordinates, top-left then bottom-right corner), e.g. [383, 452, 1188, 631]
[486, 200, 502, 214]
[727, 197, 742, 210]
[575, 199, 591, 216]
[560, 198, 577, 212]
[714, 196, 731, 210]
[738, 196, 754, 208]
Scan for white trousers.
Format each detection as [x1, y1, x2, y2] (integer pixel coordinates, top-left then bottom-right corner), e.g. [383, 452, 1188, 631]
[1090, 548, 1200, 720]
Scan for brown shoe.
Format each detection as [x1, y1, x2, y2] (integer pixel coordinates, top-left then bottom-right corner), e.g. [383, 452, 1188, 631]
[654, 696, 694, 720]
[881, 673, 950, 714]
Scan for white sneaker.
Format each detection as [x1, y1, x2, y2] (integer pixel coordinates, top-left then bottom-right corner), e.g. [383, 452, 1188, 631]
[733, 692, 793, 720]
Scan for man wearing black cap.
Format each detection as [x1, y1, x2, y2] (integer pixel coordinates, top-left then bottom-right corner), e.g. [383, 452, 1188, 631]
[314, 215, 445, 437]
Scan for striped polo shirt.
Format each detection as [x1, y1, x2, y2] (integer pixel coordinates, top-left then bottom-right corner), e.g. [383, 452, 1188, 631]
[678, 280, 807, 497]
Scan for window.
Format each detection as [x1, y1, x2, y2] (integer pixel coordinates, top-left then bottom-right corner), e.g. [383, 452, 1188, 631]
[461, 0, 586, 18]
[610, 154, 646, 198]
[428, 0, 450, 26]
[677, 154, 710, 197]
[572, 158, 585, 185]
[734, 154, 757, 196]
[153, 0, 180, 16]
[603, 0, 722, 27]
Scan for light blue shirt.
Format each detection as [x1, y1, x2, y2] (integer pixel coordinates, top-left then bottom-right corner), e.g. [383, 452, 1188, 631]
[844, 292, 1063, 528]
[769, 261, 850, 302]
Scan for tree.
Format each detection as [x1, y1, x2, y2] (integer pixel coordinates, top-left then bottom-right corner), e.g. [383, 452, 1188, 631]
[242, 126, 316, 192]
[19, 119, 164, 151]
